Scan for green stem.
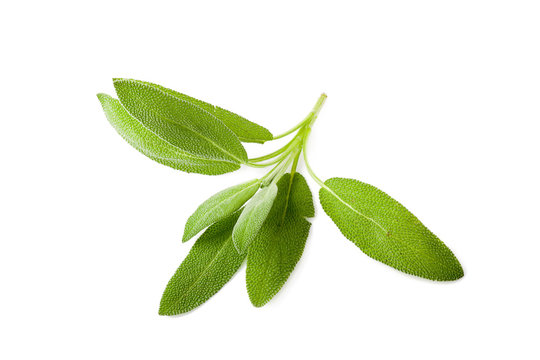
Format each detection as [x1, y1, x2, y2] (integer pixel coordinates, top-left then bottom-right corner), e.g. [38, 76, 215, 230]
[247, 93, 327, 168]
[302, 125, 325, 188]
[260, 159, 284, 185]
[280, 148, 301, 224]
[251, 147, 293, 167]
[246, 161, 273, 168]
[251, 93, 328, 189]
[296, 93, 328, 187]
[261, 151, 295, 186]
[247, 134, 300, 166]
[272, 113, 314, 140]
[248, 144, 289, 163]
[272, 155, 295, 184]
[306, 93, 327, 128]
[271, 93, 328, 140]
[289, 148, 301, 176]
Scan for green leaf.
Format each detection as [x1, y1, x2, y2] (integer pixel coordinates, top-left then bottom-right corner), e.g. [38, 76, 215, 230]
[138, 80, 273, 143]
[319, 178, 463, 281]
[246, 173, 314, 307]
[182, 179, 261, 242]
[97, 93, 240, 175]
[232, 183, 278, 254]
[113, 78, 248, 165]
[159, 212, 245, 316]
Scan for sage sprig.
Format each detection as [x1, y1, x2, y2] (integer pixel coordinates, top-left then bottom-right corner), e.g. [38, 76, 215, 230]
[97, 79, 464, 315]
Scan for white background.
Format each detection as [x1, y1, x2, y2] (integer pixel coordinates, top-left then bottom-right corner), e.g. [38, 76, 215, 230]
[1, 1, 539, 359]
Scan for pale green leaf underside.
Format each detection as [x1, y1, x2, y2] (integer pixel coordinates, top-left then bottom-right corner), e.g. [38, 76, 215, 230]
[182, 179, 261, 242]
[232, 183, 278, 254]
[159, 212, 245, 316]
[246, 173, 313, 307]
[138, 80, 273, 143]
[97, 94, 240, 175]
[319, 177, 463, 281]
[113, 78, 248, 164]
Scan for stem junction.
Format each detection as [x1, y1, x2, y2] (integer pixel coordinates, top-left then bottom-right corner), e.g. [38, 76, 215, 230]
[246, 93, 327, 188]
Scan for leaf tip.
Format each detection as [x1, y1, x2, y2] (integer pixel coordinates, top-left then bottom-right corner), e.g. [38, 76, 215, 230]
[158, 304, 172, 316]
[425, 258, 464, 281]
[435, 253, 464, 281]
[251, 301, 265, 308]
[450, 262, 465, 281]
[158, 297, 169, 315]
[158, 295, 179, 316]
[96, 93, 109, 102]
[233, 241, 245, 255]
[181, 232, 192, 243]
[261, 132, 274, 143]
[247, 291, 269, 308]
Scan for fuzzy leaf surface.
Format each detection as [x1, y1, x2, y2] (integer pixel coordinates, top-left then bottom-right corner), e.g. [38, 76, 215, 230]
[159, 212, 245, 315]
[232, 183, 278, 254]
[183, 179, 261, 242]
[319, 177, 463, 281]
[139, 80, 273, 143]
[246, 173, 314, 307]
[97, 94, 240, 175]
[113, 78, 248, 164]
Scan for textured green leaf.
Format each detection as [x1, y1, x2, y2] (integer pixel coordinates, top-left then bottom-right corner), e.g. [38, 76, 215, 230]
[97, 93, 240, 175]
[113, 78, 248, 165]
[232, 183, 278, 254]
[246, 173, 314, 307]
[183, 179, 261, 242]
[138, 80, 273, 143]
[319, 178, 463, 281]
[159, 212, 245, 315]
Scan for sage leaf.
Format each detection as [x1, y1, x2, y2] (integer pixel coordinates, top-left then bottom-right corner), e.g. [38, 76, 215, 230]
[232, 183, 278, 254]
[246, 173, 314, 307]
[182, 179, 261, 242]
[159, 212, 245, 315]
[319, 178, 463, 281]
[138, 80, 273, 143]
[113, 78, 248, 165]
[97, 94, 240, 175]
